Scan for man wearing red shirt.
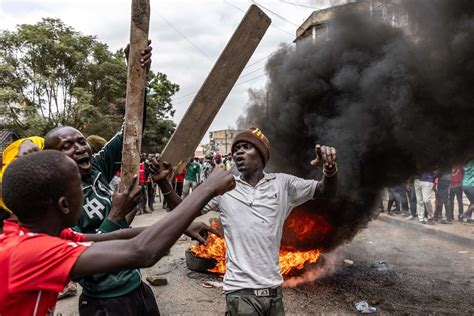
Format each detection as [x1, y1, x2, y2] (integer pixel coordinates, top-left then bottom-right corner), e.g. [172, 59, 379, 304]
[449, 163, 464, 221]
[0, 150, 234, 315]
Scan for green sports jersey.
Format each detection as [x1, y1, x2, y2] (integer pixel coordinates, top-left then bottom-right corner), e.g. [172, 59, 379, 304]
[75, 130, 142, 298]
[184, 161, 201, 182]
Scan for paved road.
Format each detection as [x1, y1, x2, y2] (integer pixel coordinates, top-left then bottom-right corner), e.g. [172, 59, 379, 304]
[56, 208, 474, 315]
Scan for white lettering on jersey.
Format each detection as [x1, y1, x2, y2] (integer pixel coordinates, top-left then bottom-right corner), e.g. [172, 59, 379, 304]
[83, 197, 105, 220]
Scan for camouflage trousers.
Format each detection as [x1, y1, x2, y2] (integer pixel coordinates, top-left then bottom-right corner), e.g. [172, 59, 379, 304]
[225, 287, 284, 316]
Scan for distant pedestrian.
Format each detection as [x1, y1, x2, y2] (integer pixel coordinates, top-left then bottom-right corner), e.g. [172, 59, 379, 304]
[461, 159, 474, 223]
[449, 163, 464, 221]
[138, 161, 150, 214]
[434, 169, 451, 223]
[175, 167, 186, 197]
[405, 179, 417, 220]
[146, 154, 156, 212]
[414, 172, 435, 224]
[215, 153, 225, 169]
[183, 158, 201, 198]
[201, 153, 215, 182]
[386, 187, 400, 215]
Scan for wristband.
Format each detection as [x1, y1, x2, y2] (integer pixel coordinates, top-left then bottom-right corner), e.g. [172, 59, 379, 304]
[323, 163, 338, 177]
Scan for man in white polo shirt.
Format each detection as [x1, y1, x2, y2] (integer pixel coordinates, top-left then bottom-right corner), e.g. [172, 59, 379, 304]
[156, 127, 338, 315]
[204, 127, 337, 315]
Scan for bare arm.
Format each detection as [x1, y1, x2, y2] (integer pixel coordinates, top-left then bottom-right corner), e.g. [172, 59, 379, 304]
[84, 226, 146, 242]
[70, 168, 234, 279]
[156, 178, 181, 210]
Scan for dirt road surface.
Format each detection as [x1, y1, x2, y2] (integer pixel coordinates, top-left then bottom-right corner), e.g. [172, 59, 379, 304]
[56, 208, 474, 315]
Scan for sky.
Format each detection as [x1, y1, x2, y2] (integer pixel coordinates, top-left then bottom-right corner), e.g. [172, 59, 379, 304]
[0, 0, 338, 144]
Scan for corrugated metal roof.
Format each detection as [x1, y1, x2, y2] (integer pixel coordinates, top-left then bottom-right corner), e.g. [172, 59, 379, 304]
[0, 130, 20, 153]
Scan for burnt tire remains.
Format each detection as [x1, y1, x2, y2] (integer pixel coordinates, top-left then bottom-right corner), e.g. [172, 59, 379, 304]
[185, 248, 217, 273]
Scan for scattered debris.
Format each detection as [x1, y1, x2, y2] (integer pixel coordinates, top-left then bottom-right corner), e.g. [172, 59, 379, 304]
[146, 276, 168, 286]
[344, 259, 354, 267]
[370, 299, 380, 306]
[371, 261, 389, 271]
[202, 281, 224, 288]
[354, 300, 379, 314]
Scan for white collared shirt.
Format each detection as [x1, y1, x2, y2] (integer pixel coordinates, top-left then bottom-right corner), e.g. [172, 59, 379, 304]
[204, 173, 318, 291]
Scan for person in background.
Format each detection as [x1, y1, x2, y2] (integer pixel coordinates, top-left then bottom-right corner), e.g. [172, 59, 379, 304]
[386, 187, 400, 215]
[138, 158, 149, 215]
[0, 137, 44, 232]
[86, 135, 107, 155]
[405, 179, 418, 220]
[449, 163, 464, 222]
[461, 159, 474, 223]
[194, 156, 203, 170]
[434, 169, 452, 223]
[201, 153, 216, 183]
[215, 153, 225, 169]
[175, 166, 186, 197]
[146, 154, 156, 212]
[414, 172, 435, 224]
[183, 158, 201, 198]
[109, 170, 121, 192]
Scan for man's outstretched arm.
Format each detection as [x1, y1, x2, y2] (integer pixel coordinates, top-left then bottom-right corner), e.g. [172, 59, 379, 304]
[70, 168, 235, 279]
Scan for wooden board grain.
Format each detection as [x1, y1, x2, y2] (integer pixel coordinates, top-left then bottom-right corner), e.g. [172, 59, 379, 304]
[160, 5, 271, 168]
[120, 0, 150, 194]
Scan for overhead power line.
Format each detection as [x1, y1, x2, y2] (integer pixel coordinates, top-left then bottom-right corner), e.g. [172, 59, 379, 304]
[223, 0, 295, 36]
[157, 14, 211, 61]
[173, 72, 269, 106]
[172, 50, 277, 102]
[251, 0, 300, 27]
[279, 0, 318, 10]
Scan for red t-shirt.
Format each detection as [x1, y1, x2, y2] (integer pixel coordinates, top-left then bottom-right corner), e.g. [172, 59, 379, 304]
[176, 168, 186, 183]
[139, 162, 146, 185]
[451, 164, 464, 186]
[0, 220, 90, 316]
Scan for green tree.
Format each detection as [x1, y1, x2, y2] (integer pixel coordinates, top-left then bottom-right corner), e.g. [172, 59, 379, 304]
[0, 18, 178, 149]
[142, 72, 179, 153]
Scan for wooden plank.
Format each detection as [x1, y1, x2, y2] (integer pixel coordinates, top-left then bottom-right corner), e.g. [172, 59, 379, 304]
[120, 0, 150, 194]
[160, 5, 271, 168]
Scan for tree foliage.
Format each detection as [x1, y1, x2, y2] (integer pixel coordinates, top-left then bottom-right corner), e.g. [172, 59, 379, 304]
[0, 18, 178, 152]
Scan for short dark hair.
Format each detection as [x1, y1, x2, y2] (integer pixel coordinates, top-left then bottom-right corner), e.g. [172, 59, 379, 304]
[2, 150, 76, 221]
[44, 126, 69, 149]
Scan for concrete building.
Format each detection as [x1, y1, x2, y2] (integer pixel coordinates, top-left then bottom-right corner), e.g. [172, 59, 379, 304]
[295, 0, 411, 44]
[208, 129, 242, 155]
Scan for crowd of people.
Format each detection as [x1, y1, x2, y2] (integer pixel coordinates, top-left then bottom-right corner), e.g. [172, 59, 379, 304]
[381, 161, 474, 225]
[0, 119, 338, 315]
[171, 152, 239, 199]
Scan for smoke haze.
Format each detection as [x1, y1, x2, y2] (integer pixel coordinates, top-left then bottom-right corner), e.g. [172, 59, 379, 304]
[238, 0, 474, 251]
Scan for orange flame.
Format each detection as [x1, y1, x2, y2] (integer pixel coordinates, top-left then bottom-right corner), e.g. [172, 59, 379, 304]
[189, 218, 322, 276]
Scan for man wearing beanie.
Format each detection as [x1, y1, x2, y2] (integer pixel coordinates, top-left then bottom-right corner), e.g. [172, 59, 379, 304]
[159, 127, 338, 315]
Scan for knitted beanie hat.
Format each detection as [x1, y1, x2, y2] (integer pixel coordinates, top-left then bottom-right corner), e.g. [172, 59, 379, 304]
[231, 127, 270, 166]
[86, 135, 107, 154]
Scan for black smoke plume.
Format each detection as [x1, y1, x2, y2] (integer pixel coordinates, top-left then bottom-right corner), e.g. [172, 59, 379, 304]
[238, 0, 474, 251]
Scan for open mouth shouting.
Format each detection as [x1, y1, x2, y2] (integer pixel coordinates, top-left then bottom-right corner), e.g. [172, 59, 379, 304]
[75, 155, 91, 173]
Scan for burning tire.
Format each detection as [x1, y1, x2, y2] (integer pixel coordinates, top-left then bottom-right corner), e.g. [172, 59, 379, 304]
[185, 248, 217, 273]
